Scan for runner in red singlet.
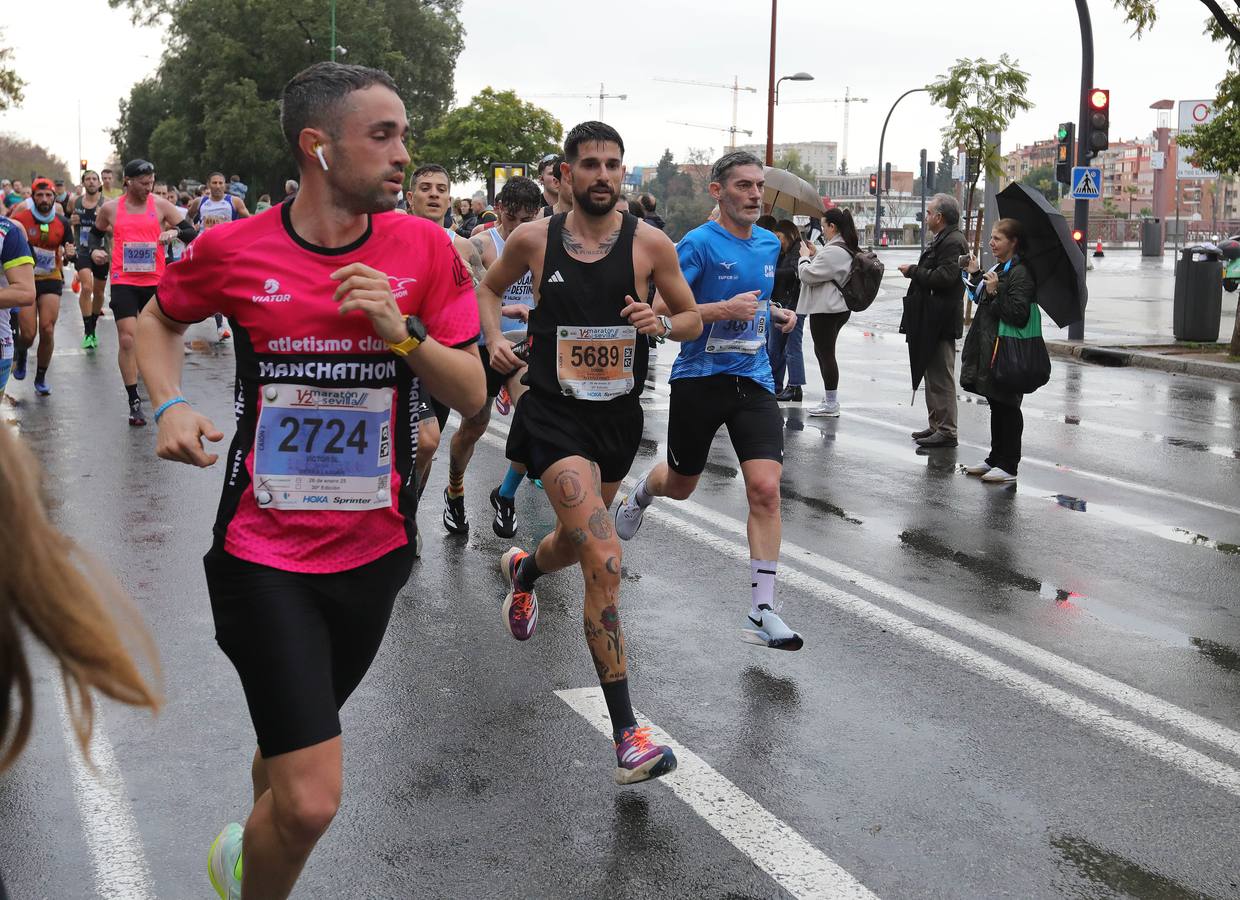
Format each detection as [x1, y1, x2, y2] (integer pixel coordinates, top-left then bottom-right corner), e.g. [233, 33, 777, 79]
[89, 159, 195, 425]
[137, 62, 484, 900]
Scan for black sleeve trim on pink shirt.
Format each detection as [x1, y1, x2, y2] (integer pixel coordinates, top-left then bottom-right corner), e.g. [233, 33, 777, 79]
[281, 200, 372, 256]
[154, 294, 208, 325]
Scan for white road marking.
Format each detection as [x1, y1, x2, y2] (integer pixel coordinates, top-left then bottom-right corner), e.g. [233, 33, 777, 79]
[478, 425, 1240, 770]
[55, 683, 156, 900]
[556, 687, 877, 900]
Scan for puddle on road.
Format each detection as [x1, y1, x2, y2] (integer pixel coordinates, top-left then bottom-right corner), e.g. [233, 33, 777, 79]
[1191, 637, 1240, 674]
[780, 481, 863, 525]
[1040, 495, 1240, 557]
[899, 529, 1042, 593]
[1051, 833, 1215, 900]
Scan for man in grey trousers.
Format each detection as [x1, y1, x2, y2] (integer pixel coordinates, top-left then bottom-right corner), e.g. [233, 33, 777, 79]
[898, 193, 968, 448]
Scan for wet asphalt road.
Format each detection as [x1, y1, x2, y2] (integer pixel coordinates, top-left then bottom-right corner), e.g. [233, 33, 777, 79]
[1, 268, 1239, 899]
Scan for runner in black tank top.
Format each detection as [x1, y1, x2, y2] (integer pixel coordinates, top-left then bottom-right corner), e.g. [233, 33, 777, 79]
[70, 170, 109, 349]
[474, 121, 702, 786]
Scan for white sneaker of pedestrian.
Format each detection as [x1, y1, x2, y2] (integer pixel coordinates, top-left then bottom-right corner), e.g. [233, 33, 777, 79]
[981, 468, 1017, 483]
[808, 399, 840, 418]
[964, 462, 993, 477]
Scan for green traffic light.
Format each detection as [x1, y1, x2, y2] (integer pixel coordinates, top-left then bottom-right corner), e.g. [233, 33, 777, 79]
[1057, 127, 1069, 140]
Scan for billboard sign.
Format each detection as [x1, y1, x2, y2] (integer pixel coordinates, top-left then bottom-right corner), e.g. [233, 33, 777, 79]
[1176, 100, 1217, 180]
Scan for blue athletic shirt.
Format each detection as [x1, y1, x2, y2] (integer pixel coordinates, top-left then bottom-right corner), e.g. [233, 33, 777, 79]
[0, 217, 34, 362]
[670, 220, 779, 392]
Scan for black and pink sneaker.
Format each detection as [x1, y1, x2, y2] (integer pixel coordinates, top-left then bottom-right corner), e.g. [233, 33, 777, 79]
[613, 725, 677, 785]
[500, 546, 538, 641]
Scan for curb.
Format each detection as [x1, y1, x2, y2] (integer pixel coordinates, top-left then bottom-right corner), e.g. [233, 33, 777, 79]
[1046, 340, 1240, 383]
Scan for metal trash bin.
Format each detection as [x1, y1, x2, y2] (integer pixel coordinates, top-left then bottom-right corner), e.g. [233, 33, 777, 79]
[1173, 246, 1223, 342]
[1140, 218, 1162, 257]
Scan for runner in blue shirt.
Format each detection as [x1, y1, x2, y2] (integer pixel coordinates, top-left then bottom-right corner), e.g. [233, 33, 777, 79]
[614, 150, 804, 651]
[0, 216, 36, 400]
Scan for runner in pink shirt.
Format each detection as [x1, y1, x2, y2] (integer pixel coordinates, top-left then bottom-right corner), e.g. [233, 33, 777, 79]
[136, 62, 485, 900]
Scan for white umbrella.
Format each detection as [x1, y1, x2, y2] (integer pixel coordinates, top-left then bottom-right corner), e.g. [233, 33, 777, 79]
[763, 166, 824, 218]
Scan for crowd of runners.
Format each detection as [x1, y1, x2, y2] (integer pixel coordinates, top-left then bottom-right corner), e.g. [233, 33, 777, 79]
[2, 61, 829, 899]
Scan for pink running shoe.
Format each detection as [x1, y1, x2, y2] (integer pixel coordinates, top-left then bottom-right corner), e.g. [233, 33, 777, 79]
[613, 725, 677, 785]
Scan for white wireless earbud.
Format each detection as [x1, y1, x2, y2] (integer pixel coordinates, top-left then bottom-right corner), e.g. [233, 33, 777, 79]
[315, 145, 329, 172]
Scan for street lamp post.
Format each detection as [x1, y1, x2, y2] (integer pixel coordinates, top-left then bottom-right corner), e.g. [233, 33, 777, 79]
[763, 0, 813, 164]
[875, 87, 928, 246]
[330, 0, 336, 61]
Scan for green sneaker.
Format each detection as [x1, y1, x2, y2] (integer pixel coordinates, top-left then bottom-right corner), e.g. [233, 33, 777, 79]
[207, 822, 243, 899]
[88, 334, 99, 350]
[81, 334, 92, 350]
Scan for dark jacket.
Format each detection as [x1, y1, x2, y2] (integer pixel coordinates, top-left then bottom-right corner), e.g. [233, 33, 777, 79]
[900, 225, 969, 342]
[960, 259, 1034, 407]
[773, 247, 800, 310]
[645, 213, 667, 231]
[454, 213, 478, 238]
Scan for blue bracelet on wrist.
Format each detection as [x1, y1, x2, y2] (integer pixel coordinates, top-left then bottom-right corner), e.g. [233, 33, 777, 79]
[154, 396, 188, 423]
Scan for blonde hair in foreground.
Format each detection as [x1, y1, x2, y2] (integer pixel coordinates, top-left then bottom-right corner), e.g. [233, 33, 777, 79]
[0, 425, 161, 770]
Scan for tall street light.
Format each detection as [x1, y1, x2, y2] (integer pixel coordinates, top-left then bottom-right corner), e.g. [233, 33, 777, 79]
[764, 0, 813, 164]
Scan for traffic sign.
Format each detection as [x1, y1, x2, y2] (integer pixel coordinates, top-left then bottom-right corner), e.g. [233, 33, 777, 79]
[1071, 166, 1102, 200]
[1177, 100, 1217, 180]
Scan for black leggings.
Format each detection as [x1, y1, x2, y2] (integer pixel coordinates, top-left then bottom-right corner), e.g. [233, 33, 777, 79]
[808, 311, 851, 391]
[987, 400, 1024, 474]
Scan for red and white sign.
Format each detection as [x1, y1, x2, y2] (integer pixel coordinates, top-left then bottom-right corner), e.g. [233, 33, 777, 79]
[1177, 100, 1217, 180]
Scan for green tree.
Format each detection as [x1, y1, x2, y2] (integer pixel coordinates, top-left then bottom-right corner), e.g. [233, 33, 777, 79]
[650, 148, 677, 204]
[109, 0, 463, 196]
[0, 32, 23, 111]
[662, 148, 716, 241]
[773, 148, 818, 185]
[0, 136, 70, 183]
[1021, 164, 1059, 204]
[927, 56, 1033, 254]
[934, 144, 956, 194]
[417, 87, 562, 182]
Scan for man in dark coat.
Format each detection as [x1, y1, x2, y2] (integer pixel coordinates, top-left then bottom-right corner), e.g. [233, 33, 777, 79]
[898, 193, 969, 448]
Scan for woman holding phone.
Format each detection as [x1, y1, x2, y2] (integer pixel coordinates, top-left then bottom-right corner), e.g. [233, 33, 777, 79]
[797, 208, 860, 417]
[960, 218, 1034, 484]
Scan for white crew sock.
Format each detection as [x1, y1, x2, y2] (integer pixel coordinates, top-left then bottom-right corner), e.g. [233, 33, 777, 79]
[751, 559, 777, 616]
[825, 389, 838, 404]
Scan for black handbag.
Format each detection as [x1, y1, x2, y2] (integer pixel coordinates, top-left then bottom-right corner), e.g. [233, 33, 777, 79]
[990, 304, 1051, 394]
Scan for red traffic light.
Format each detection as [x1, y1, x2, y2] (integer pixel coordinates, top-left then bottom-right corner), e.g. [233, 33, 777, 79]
[1089, 89, 1109, 110]
[868, 174, 878, 195]
[1072, 229, 1084, 242]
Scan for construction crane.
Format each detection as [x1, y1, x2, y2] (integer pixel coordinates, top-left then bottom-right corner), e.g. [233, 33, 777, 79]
[654, 76, 757, 149]
[527, 83, 627, 121]
[668, 120, 755, 146]
[785, 86, 869, 173]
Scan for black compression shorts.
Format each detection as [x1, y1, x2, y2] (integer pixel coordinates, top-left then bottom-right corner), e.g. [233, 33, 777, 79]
[479, 343, 523, 399]
[204, 544, 415, 758]
[417, 395, 451, 432]
[34, 279, 64, 298]
[109, 284, 157, 320]
[666, 374, 785, 477]
[506, 391, 642, 484]
[75, 251, 110, 279]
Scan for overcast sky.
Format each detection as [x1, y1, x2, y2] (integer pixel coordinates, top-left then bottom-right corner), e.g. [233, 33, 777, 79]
[0, 0, 1231, 183]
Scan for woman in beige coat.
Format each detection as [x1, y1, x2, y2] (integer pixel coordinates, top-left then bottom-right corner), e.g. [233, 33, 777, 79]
[796, 208, 860, 416]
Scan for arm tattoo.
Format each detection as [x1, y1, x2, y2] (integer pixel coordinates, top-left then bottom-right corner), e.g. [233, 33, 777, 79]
[467, 249, 485, 287]
[561, 226, 621, 257]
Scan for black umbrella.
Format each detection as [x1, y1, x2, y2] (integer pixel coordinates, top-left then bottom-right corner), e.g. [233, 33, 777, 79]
[995, 182, 1088, 328]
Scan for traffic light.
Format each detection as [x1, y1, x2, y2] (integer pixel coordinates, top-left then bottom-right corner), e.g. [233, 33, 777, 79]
[80, 158, 88, 171]
[1055, 122, 1075, 185]
[884, 162, 892, 191]
[1086, 89, 1110, 158]
[868, 174, 877, 195]
[1071, 228, 1085, 252]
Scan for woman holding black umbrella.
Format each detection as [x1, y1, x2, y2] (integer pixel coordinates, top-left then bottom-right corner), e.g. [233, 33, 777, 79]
[960, 218, 1034, 484]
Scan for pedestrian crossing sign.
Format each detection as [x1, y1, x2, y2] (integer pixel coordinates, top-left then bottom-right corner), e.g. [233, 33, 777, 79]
[1071, 166, 1102, 200]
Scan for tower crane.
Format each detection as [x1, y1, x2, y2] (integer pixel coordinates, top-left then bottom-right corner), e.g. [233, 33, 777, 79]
[784, 86, 869, 173]
[527, 83, 627, 120]
[654, 76, 757, 149]
[668, 120, 755, 146]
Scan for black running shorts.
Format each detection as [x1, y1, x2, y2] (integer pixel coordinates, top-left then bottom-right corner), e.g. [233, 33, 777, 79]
[204, 544, 415, 758]
[506, 391, 643, 484]
[417, 395, 451, 432]
[479, 343, 522, 399]
[666, 374, 785, 477]
[34, 279, 63, 298]
[75, 251, 110, 279]
[110, 284, 157, 320]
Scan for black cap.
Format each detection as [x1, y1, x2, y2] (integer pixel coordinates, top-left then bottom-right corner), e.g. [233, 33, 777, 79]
[124, 159, 155, 178]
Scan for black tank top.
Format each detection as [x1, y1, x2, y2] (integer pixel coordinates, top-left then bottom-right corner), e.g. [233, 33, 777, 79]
[525, 212, 648, 405]
[75, 194, 102, 244]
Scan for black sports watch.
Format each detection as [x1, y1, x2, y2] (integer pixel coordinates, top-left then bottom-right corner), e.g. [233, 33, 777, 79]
[389, 315, 428, 357]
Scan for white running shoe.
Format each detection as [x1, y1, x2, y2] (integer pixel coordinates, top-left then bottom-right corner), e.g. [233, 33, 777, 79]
[808, 399, 840, 417]
[614, 472, 650, 541]
[964, 463, 993, 477]
[741, 606, 804, 651]
[981, 468, 1017, 484]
